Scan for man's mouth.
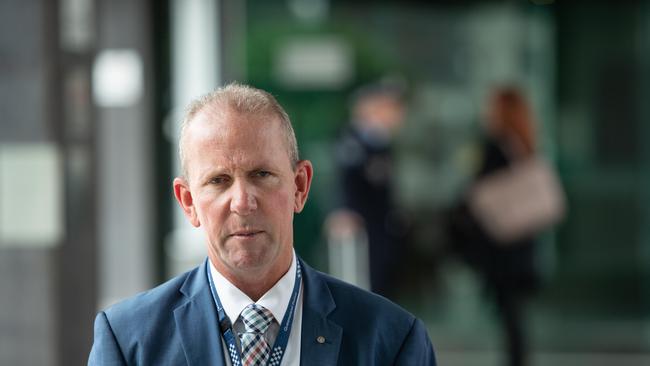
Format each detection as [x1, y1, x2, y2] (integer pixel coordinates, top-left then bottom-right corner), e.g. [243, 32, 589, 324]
[230, 230, 263, 238]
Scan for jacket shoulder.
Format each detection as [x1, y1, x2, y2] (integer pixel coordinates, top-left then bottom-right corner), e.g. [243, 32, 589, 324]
[304, 267, 436, 364]
[102, 266, 200, 337]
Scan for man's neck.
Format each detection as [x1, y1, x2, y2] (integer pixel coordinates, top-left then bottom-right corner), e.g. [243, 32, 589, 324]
[210, 254, 293, 302]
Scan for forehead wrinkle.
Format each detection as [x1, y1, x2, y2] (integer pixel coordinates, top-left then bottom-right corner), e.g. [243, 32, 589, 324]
[194, 108, 270, 140]
[189, 128, 284, 179]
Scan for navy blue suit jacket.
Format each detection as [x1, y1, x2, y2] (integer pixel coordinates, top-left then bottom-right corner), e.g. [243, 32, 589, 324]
[88, 258, 436, 365]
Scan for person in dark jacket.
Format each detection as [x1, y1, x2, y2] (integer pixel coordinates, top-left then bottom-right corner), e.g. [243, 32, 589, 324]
[327, 81, 407, 299]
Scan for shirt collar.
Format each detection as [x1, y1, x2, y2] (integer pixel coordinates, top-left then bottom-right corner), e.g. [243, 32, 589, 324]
[209, 251, 297, 324]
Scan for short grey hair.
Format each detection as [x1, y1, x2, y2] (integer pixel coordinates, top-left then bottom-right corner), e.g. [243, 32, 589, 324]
[178, 83, 299, 178]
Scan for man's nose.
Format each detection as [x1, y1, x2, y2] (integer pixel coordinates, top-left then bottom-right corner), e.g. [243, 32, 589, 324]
[229, 181, 257, 215]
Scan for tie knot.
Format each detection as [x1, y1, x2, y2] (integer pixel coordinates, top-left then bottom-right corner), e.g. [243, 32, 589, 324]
[240, 304, 274, 334]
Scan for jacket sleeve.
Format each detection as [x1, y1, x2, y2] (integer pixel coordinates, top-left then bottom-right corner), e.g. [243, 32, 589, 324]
[394, 318, 437, 366]
[88, 311, 128, 366]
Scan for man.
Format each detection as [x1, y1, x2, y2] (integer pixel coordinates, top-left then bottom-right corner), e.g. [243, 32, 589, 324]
[89, 83, 436, 365]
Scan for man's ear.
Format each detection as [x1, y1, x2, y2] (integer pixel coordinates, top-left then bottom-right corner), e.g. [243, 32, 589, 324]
[173, 177, 200, 227]
[293, 160, 313, 213]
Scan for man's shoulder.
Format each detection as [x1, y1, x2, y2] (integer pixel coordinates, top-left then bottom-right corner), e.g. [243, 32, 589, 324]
[90, 265, 208, 365]
[102, 265, 201, 328]
[304, 264, 434, 362]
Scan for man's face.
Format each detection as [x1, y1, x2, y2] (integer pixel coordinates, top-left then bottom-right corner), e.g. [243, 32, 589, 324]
[175, 109, 312, 280]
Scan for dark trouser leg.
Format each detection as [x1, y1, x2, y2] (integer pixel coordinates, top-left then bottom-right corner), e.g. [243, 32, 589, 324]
[495, 288, 526, 366]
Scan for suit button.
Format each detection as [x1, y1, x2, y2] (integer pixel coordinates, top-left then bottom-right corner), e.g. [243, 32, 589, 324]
[316, 336, 326, 344]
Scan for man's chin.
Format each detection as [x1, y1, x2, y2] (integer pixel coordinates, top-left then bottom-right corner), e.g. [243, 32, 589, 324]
[226, 251, 273, 273]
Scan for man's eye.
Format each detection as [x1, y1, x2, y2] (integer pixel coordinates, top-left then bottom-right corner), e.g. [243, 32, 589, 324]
[209, 176, 228, 185]
[255, 171, 272, 178]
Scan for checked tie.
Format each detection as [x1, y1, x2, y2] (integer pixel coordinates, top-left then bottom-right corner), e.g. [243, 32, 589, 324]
[239, 304, 275, 366]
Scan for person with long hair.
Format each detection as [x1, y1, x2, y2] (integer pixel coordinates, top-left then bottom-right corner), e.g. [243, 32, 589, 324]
[451, 86, 541, 366]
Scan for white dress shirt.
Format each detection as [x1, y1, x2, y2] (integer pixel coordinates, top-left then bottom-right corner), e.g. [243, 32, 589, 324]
[209, 252, 303, 366]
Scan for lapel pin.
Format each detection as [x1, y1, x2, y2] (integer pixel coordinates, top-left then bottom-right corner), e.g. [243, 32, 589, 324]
[316, 336, 326, 344]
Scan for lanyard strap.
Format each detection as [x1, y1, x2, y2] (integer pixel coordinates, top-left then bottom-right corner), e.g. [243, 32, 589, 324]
[205, 258, 302, 366]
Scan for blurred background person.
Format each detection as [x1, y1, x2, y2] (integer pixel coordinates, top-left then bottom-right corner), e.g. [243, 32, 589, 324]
[449, 86, 548, 366]
[326, 80, 408, 299]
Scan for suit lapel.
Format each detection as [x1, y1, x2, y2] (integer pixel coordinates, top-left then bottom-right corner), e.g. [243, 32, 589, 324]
[173, 258, 343, 365]
[299, 259, 342, 365]
[174, 262, 227, 366]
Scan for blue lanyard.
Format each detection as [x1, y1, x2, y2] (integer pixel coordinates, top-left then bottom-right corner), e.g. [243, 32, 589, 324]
[205, 258, 302, 366]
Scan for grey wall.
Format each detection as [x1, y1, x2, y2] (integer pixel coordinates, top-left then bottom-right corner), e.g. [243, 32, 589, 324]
[0, 1, 60, 365]
[0, 0, 157, 364]
[95, 0, 156, 311]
